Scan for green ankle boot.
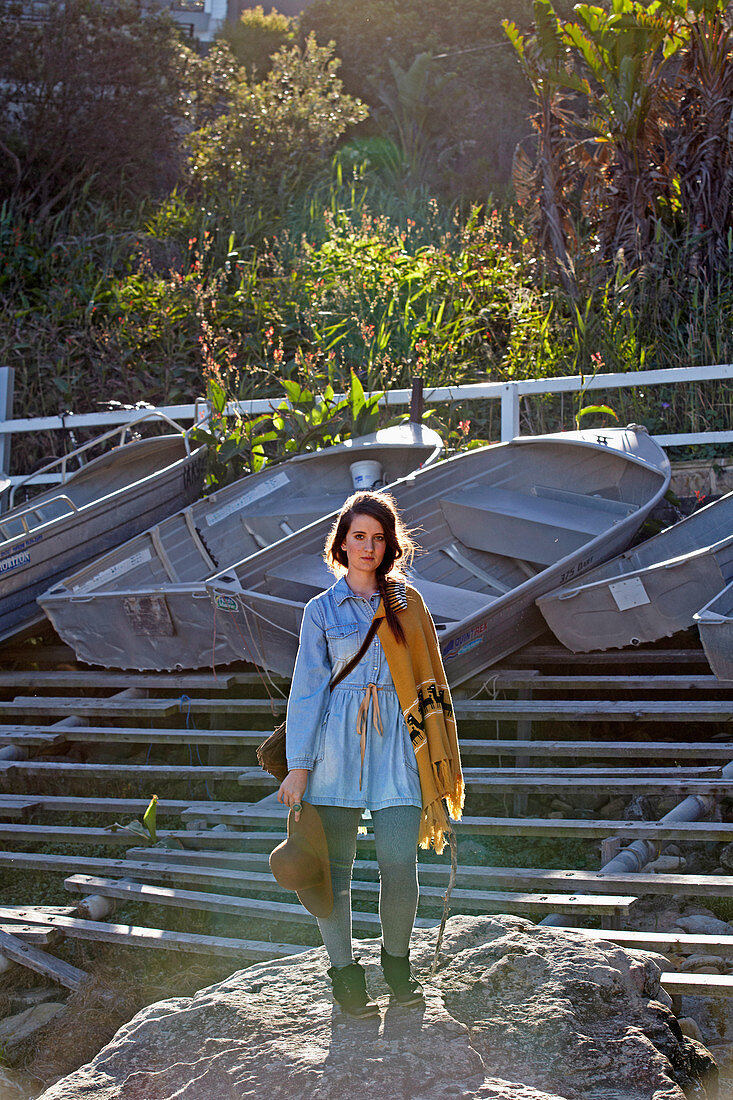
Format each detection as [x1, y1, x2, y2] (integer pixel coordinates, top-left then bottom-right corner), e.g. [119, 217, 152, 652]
[327, 960, 380, 1019]
[380, 945, 424, 1006]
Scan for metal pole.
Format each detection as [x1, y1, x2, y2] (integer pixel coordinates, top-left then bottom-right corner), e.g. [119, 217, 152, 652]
[0, 368, 14, 514]
[0, 368, 14, 468]
[501, 383, 520, 441]
[409, 377, 424, 423]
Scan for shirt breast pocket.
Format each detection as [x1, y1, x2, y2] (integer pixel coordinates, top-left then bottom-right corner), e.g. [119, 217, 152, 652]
[325, 625, 359, 666]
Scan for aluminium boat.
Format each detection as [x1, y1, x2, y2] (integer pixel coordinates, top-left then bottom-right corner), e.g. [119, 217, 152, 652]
[39, 423, 442, 668]
[0, 414, 206, 643]
[695, 581, 733, 681]
[204, 426, 670, 685]
[536, 491, 733, 652]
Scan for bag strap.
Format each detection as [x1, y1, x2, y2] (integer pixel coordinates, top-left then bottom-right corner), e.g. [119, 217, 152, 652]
[329, 617, 382, 690]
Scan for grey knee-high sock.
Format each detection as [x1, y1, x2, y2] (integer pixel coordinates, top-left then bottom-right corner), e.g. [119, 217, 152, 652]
[313, 806, 361, 969]
[372, 804, 421, 957]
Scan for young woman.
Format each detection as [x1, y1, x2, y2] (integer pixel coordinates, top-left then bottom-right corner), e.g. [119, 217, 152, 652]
[277, 491, 464, 1018]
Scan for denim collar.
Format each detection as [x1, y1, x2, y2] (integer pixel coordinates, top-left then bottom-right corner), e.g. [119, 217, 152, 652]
[333, 575, 379, 605]
[332, 575, 407, 612]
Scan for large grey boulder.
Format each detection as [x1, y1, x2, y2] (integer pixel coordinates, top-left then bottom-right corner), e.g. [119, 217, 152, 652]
[36, 916, 716, 1100]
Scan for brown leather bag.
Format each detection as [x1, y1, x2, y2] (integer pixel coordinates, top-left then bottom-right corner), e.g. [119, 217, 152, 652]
[257, 617, 382, 782]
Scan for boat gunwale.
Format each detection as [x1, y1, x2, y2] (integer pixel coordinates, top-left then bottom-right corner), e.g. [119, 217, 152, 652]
[202, 431, 671, 653]
[538, 494, 733, 604]
[0, 438, 206, 555]
[36, 430, 443, 601]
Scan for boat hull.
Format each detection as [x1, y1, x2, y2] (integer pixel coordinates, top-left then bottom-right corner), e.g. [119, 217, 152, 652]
[537, 492, 733, 652]
[39, 425, 442, 669]
[695, 581, 733, 681]
[1, 437, 206, 643]
[205, 427, 671, 685]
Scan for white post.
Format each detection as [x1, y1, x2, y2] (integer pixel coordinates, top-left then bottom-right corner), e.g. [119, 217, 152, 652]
[0, 367, 14, 512]
[500, 382, 520, 441]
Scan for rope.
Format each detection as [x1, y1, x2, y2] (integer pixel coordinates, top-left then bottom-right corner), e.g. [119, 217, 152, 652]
[179, 694, 214, 802]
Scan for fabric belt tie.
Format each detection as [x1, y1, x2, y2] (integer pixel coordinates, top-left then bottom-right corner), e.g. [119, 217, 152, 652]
[356, 682, 383, 790]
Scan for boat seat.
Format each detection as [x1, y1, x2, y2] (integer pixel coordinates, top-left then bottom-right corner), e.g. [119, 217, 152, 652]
[265, 556, 332, 601]
[265, 557, 490, 625]
[440, 486, 622, 566]
[533, 485, 637, 518]
[408, 575, 494, 623]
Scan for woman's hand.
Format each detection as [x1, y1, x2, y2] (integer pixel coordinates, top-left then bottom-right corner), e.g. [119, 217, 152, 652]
[277, 768, 309, 822]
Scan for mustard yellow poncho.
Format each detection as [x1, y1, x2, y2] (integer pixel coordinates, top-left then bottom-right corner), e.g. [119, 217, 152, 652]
[375, 581, 465, 853]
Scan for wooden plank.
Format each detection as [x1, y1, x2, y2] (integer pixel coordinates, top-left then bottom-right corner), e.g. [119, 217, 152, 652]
[0, 728, 64, 747]
[6, 793, 730, 843]
[8, 693, 729, 722]
[458, 672, 732, 692]
[6, 854, 636, 915]
[564, 927, 733, 957]
[463, 767, 726, 777]
[179, 804, 733, 841]
[0, 795, 246, 817]
[453, 700, 733, 722]
[462, 776, 733, 794]
[496, 646, 709, 668]
[452, 816, 733, 841]
[123, 848, 733, 900]
[0, 924, 60, 945]
[62, 875, 439, 931]
[0, 824, 290, 849]
[10, 763, 254, 781]
[48, 727, 267, 747]
[0, 801, 41, 820]
[0, 906, 78, 918]
[0, 910, 304, 961]
[0, 928, 88, 989]
[0, 672, 236, 690]
[660, 973, 733, 998]
[231, 768, 733, 793]
[0, 698, 178, 717]
[457, 740, 733, 760]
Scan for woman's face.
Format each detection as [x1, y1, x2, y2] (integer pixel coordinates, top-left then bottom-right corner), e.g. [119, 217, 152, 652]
[342, 513, 387, 573]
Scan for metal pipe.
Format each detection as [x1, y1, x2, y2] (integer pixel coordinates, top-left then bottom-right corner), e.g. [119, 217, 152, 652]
[540, 759, 733, 927]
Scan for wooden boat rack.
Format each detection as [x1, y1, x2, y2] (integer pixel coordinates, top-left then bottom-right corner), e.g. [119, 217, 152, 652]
[0, 631, 733, 1005]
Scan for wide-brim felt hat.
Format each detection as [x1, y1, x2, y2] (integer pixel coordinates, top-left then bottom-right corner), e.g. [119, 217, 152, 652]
[269, 801, 333, 918]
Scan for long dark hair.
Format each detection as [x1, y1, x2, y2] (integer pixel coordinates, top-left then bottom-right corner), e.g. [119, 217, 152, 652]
[324, 491, 417, 644]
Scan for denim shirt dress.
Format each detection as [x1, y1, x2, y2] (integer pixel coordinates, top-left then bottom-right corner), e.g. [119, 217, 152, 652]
[285, 575, 423, 810]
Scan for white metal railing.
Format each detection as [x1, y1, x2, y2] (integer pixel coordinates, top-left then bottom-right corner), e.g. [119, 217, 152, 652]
[1, 363, 731, 491]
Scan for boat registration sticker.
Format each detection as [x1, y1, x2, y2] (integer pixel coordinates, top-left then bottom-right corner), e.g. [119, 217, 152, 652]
[213, 594, 238, 613]
[75, 548, 152, 593]
[205, 472, 290, 527]
[608, 576, 651, 611]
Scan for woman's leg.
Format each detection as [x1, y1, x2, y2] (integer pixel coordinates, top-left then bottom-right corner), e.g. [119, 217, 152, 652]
[372, 804, 421, 956]
[313, 805, 362, 969]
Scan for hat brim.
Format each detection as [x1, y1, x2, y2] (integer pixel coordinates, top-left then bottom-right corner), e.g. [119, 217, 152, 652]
[270, 803, 334, 919]
[296, 882, 334, 919]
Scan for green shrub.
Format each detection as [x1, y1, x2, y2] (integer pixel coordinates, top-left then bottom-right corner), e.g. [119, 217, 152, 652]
[187, 35, 368, 214]
[219, 5, 295, 77]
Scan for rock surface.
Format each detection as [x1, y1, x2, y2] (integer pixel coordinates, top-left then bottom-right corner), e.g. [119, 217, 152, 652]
[36, 916, 717, 1100]
[0, 1004, 65, 1052]
[0, 1065, 43, 1100]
